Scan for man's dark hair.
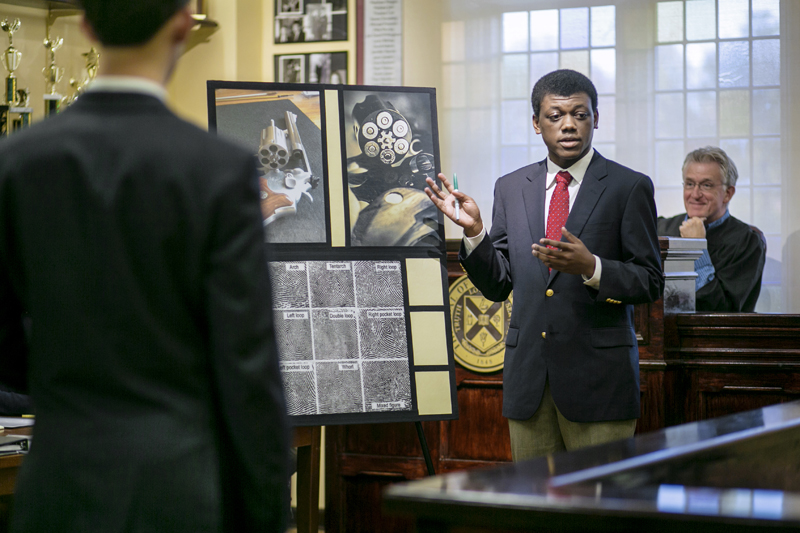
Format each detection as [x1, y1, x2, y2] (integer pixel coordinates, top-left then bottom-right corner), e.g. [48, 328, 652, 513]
[531, 69, 598, 117]
[79, 0, 190, 46]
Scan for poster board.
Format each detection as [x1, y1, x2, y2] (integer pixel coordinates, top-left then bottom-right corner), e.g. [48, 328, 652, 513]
[207, 81, 457, 426]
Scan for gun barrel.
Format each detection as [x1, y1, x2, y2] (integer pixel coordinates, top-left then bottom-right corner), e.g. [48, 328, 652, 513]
[284, 111, 304, 158]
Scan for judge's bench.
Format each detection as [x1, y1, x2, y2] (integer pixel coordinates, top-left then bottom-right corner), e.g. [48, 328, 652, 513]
[325, 238, 800, 533]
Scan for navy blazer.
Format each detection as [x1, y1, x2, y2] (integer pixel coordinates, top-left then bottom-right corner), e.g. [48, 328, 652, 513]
[461, 151, 663, 423]
[0, 92, 289, 532]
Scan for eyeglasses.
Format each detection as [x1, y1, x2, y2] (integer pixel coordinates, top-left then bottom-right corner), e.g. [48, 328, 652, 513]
[683, 181, 724, 192]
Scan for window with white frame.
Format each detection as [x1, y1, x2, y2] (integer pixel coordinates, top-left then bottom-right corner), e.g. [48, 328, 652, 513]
[653, 0, 781, 310]
[439, 0, 793, 311]
[499, 6, 617, 176]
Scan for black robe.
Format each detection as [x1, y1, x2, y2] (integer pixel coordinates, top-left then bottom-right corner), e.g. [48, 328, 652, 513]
[657, 213, 766, 312]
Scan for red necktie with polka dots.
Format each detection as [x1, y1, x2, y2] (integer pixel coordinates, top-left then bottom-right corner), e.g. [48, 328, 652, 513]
[545, 171, 572, 259]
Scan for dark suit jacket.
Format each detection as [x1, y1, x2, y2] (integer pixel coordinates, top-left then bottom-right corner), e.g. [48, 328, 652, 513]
[461, 151, 663, 423]
[0, 92, 289, 532]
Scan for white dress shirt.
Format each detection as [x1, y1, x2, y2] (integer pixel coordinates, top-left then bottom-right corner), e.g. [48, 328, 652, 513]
[86, 76, 168, 102]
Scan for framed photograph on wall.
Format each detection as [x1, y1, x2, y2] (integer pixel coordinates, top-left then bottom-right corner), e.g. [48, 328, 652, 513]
[275, 52, 347, 84]
[277, 0, 304, 15]
[275, 0, 347, 43]
[278, 54, 306, 83]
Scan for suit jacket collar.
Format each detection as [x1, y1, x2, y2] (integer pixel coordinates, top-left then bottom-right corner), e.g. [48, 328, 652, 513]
[522, 160, 550, 283]
[522, 150, 608, 285]
[69, 91, 170, 115]
[88, 76, 168, 102]
[566, 150, 607, 239]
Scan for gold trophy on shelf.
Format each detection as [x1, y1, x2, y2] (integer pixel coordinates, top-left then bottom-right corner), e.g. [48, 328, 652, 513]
[12, 87, 31, 129]
[66, 47, 100, 105]
[2, 18, 22, 106]
[84, 47, 100, 81]
[43, 35, 64, 115]
[1, 17, 31, 135]
[17, 88, 29, 107]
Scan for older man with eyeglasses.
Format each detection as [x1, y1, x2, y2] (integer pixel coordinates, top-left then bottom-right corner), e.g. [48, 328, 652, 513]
[658, 146, 766, 312]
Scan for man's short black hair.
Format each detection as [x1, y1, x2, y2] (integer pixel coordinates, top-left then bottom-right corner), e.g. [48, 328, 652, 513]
[531, 69, 598, 117]
[79, 0, 190, 46]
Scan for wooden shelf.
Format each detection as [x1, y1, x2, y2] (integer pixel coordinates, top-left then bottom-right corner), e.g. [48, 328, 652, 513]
[1, 0, 77, 11]
[186, 15, 219, 53]
[1, 2, 219, 53]
[1, 0, 81, 26]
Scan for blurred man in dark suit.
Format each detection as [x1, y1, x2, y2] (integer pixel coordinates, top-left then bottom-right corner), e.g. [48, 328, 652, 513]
[0, 1, 290, 531]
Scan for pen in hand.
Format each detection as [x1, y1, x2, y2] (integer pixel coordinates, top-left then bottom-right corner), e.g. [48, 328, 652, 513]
[453, 173, 460, 221]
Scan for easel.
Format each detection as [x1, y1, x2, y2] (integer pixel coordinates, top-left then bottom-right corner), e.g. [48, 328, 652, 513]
[292, 421, 432, 532]
[293, 426, 322, 533]
[415, 421, 435, 476]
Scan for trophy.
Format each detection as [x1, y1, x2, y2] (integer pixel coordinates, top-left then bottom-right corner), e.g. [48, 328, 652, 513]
[1, 18, 22, 106]
[43, 35, 64, 115]
[43, 36, 64, 95]
[84, 47, 100, 81]
[66, 47, 100, 105]
[12, 87, 30, 130]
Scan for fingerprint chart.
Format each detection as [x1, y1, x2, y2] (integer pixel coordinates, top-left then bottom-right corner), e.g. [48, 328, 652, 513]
[270, 260, 412, 416]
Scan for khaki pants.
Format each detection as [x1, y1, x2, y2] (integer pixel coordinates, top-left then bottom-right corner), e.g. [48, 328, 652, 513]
[508, 380, 637, 462]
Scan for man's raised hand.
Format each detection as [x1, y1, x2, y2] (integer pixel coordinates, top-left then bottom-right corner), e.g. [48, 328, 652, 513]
[679, 217, 706, 239]
[425, 173, 484, 237]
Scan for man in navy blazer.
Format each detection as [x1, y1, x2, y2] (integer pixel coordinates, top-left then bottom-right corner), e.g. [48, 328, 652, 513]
[427, 70, 663, 461]
[0, 1, 289, 531]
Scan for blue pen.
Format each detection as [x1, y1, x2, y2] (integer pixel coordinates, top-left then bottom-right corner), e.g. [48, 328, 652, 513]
[453, 173, 460, 221]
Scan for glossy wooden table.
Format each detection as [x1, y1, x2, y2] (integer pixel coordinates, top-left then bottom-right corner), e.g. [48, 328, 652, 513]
[384, 401, 800, 532]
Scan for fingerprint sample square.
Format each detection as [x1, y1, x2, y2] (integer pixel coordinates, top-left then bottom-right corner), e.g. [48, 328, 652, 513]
[316, 362, 364, 414]
[358, 309, 407, 359]
[363, 360, 412, 411]
[307, 261, 356, 308]
[281, 369, 317, 416]
[269, 262, 310, 309]
[274, 311, 313, 361]
[312, 309, 359, 360]
[353, 261, 404, 308]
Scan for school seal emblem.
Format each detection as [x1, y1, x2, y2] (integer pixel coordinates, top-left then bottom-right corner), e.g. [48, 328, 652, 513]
[449, 275, 512, 373]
